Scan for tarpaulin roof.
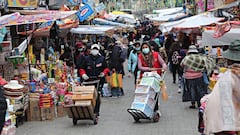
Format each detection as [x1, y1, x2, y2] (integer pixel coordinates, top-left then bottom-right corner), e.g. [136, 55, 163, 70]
[159, 12, 224, 33]
[202, 28, 240, 46]
[151, 12, 189, 22]
[0, 11, 78, 26]
[153, 7, 183, 14]
[70, 25, 115, 35]
[93, 18, 134, 28]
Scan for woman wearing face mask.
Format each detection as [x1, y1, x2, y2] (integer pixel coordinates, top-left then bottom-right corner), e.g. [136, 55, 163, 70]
[128, 42, 141, 85]
[79, 44, 110, 118]
[138, 42, 167, 114]
[138, 42, 167, 78]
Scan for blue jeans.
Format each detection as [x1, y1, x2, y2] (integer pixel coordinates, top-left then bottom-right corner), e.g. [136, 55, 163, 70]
[111, 88, 120, 97]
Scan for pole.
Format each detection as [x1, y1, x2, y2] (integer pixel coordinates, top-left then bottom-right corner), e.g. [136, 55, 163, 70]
[205, 0, 208, 11]
[26, 24, 31, 81]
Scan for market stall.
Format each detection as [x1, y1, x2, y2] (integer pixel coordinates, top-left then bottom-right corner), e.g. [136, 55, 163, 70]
[0, 10, 79, 134]
[159, 12, 224, 33]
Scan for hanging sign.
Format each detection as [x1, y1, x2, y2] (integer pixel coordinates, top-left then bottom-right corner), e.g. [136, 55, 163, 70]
[76, 3, 94, 22]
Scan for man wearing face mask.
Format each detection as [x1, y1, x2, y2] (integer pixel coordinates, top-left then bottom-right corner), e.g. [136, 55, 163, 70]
[75, 41, 87, 71]
[79, 44, 110, 117]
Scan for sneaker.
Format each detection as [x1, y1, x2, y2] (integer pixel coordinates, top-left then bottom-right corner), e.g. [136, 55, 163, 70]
[112, 96, 118, 99]
[178, 88, 181, 93]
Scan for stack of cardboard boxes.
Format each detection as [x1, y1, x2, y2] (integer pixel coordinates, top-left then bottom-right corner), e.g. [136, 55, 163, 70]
[131, 72, 161, 118]
[27, 93, 65, 121]
[65, 86, 97, 119]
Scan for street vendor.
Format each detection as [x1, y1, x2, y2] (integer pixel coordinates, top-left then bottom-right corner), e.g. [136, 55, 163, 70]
[79, 44, 110, 118]
[199, 40, 240, 135]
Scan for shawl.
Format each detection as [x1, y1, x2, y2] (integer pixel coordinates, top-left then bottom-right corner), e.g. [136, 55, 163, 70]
[181, 54, 215, 75]
[203, 64, 240, 134]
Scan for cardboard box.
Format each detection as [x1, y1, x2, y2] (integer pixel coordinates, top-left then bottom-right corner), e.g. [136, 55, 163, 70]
[73, 86, 97, 98]
[135, 85, 156, 99]
[57, 105, 66, 117]
[140, 77, 160, 92]
[142, 72, 161, 79]
[131, 102, 153, 117]
[75, 100, 92, 106]
[133, 95, 155, 109]
[72, 93, 96, 107]
[28, 98, 41, 121]
[40, 106, 55, 121]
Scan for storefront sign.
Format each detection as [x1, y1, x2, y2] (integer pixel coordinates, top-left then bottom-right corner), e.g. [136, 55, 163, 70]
[7, 0, 39, 8]
[76, 3, 94, 22]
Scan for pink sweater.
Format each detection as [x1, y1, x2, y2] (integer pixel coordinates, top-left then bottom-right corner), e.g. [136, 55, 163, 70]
[184, 68, 203, 79]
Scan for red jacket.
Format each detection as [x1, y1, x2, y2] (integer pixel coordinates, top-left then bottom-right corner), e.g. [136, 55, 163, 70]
[138, 51, 163, 76]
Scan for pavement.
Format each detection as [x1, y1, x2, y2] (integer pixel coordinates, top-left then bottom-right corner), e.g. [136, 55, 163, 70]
[16, 68, 200, 135]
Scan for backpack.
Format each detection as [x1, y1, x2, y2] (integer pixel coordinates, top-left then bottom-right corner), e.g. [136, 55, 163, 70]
[172, 51, 179, 65]
[119, 47, 127, 63]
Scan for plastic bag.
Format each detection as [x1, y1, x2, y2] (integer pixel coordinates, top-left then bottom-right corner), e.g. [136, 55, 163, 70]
[160, 81, 168, 101]
[107, 73, 123, 88]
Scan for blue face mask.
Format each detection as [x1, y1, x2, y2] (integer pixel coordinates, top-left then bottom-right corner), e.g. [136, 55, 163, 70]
[135, 47, 140, 51]
[142, 48, 150, 54]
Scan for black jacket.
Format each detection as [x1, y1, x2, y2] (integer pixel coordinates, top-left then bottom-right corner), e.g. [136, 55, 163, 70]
[0, 88, 7, 133]
[79, 54, 109, 78]
[107, 45, 124, 72]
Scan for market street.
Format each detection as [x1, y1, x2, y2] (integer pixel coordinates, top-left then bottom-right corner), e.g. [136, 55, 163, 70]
[16, 66, 199, 135]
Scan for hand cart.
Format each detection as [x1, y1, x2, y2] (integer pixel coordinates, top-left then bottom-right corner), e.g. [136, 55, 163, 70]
[127, 92, 161, 122]
[127, 71, 166, 123]
[64, 79, 100, 125]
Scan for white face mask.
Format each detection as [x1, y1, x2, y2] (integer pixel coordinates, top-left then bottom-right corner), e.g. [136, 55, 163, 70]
[91, 49, 99, 56]
[142, 48, 150, 54]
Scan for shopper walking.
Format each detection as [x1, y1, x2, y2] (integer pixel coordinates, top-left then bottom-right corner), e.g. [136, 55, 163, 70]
[107, 40, 126, 97]
[127, 42, 141, 85]
[170, 42, 184, 93]
[181, 45, 214, 108]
